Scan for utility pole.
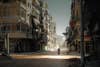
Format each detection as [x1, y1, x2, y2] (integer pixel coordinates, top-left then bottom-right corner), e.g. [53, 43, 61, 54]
[4, 33, 9, 55]
[4, 34, 7, 55]
[80, 0, 85, 67]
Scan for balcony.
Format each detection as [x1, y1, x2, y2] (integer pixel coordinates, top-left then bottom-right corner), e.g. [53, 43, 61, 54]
[33, 18, 40, 25]
[32, 6, 40, 15]
[8, 32, 32, 39]
[32, 0, 40, 9]
[35, 0, 40, 6]
[0, 30, 32, 39]
[20, 3, 27, 10]
[33, 0, 40, 5]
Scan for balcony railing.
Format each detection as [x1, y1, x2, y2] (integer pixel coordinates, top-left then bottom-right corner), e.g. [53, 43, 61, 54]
[0, 23, 31, 33]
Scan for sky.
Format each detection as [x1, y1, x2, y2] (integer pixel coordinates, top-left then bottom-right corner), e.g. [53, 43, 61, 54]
[46, 0, 72, 36]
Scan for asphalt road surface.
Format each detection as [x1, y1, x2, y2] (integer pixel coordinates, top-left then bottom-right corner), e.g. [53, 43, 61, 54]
[0, 54, 80, 67]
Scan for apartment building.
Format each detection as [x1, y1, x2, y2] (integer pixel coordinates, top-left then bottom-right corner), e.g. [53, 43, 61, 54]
[45, 16, 56, 51]
[0, 0, 56, 53]
[0, 0, 41, 52]
[64, 0, 92, 53]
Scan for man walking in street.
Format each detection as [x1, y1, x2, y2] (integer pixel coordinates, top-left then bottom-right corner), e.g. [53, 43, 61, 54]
[58, 48, 60, 55]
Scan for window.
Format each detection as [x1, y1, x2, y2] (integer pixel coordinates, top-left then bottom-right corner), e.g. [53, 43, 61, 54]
[16, 23, 28, 32]
[0, 6, 10, 17]
[3, 7, 8, 16]
[21, 25, 26, 32]
[1, 23, 10, 32]
[16, 23, 21, 32]
[0, 8, 2, 17]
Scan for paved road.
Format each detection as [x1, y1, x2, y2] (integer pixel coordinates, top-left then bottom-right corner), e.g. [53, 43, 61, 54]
[1, 51, 100, 67]
[0, 51, 81, 67]
[0, 55, 80, 67]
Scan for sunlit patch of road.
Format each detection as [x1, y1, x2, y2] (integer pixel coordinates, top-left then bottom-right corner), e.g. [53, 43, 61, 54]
[11, 55, 80, 59]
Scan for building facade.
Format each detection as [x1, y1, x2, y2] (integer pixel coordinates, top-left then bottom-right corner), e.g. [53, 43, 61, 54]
[46, 17, 56, 51]
[64, 0, 93, 54]
[0, 0, 34, 53]
[0, 0, 55, 53]
[63, 26, 73, 51]
[83, 0, 100, 58]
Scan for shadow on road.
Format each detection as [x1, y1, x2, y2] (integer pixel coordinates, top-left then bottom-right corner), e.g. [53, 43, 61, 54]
[66, 58, 80, 67]
[0, 55, 12, 61]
